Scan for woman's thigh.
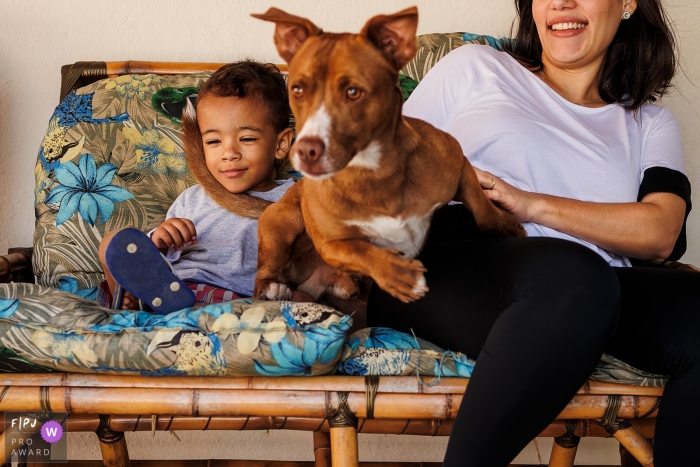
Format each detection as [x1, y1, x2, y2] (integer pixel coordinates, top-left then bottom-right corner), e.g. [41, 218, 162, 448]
[606, 266, 700, 376]
[367, 206, 620, 358]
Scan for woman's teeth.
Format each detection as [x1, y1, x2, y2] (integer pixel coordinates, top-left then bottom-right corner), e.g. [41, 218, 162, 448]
[551, 23, 586, 31]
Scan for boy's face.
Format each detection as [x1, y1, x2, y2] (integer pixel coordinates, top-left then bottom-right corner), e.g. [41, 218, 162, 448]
[198, 95, 286, 192]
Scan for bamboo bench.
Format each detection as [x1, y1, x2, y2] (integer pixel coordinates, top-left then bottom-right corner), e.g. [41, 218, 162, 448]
[0, 371, 661, 467]
[3, 60, 697, 467]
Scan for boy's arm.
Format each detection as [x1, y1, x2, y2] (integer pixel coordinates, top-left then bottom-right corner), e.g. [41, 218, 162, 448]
[148, 189, 196, 255]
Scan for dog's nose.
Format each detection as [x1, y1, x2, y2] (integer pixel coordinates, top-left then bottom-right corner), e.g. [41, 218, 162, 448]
[295, 137, 325, 165]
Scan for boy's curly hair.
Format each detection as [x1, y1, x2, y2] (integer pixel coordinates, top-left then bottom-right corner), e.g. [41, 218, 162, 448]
[196, 60, 291, 133]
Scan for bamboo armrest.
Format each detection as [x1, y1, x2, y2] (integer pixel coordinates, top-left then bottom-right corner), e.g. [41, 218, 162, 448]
[0, 247, 34, 283]
[60, 60, 288, 102]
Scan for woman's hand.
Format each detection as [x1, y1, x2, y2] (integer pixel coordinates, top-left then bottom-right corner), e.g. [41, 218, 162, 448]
[474, 168, 539, 222]
[151, 218, 197, 250]
[472, 168, 686, 259]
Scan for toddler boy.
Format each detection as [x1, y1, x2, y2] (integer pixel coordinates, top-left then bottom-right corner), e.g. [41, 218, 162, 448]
[98, 61, 304, 313]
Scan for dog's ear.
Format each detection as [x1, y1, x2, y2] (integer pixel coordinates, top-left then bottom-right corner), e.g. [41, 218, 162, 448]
[251, 8, 322, 63]
[360, 7, 418, 71]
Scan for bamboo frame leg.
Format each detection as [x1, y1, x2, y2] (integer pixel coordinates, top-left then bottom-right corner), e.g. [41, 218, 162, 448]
[621, 444, 647, 467]
[0, 431, 7, 463]
[548, 420, 580, 467]
[330, 426, 359, 467]
[548, 442, 579, 467]
[599, 396, 654, 467]
[313, 431, 332, 467]
[613, 427, 654, 467]
[328, 391, 359, 467]
[95, 415, 130, 467]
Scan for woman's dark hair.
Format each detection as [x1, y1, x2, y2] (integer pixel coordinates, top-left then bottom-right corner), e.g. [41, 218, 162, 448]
[197, 60, 290, 133]
[502, 0, 677, 110]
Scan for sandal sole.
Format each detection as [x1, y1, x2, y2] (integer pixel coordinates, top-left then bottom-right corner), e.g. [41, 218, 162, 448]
[104, 228, 195, 314]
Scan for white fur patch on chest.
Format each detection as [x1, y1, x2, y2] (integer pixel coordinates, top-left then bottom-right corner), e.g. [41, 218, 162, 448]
[345, 211, 434, 258]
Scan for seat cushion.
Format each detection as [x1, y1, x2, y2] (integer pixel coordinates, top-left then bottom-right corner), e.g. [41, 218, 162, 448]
[0, 283, 351, 376]
[339, 327, 668, 387]
[338, 327, 474, 379]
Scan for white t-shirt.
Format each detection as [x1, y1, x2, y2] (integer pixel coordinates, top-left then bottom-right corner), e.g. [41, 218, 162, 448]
[403, 44, 686, 267]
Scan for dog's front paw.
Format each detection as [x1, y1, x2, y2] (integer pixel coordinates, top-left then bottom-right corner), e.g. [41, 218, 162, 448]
[478, 209, 527, 238]
[258, 282, 294, 301]
[372, 250, 429, 303]
[499, 210, 527, 237]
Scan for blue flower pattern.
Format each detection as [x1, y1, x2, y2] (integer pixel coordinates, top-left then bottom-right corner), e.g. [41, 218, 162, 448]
[254, 318, 351, 376]
[57, 277, 98, 300]
[254, 304, 352, 376]
[39, 90, 129, 171]
[462, 32, 508, 51]
[46, 154, 133, 226]
[0, 299, 19, 319]
[86, 299, 351, 377]
[339, 327, 474, 378]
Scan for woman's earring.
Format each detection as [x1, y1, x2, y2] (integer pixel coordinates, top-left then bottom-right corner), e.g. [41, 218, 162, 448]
[622, 11, 631, 20]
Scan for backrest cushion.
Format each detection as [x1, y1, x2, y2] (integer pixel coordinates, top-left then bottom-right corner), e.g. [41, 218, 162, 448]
[401, 32, 506, 82]
[33, 72, 300, 299]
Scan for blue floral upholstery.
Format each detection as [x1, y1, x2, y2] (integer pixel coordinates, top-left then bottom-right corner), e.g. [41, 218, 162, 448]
[338, 327, 474, 378]
[0, 283, 351, 376]
[339, 327, 667, 387]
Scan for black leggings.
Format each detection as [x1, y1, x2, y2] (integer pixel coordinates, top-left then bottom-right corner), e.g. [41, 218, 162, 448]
[367, 205, 700, 466]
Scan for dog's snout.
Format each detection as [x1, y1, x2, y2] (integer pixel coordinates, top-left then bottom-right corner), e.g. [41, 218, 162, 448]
[295, 137, 325, 164]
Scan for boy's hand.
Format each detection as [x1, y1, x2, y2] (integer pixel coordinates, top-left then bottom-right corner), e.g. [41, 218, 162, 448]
[151, 218, 197, 250]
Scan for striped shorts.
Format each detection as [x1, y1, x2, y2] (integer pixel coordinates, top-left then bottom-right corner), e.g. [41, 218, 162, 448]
[97, 280, 242, 309]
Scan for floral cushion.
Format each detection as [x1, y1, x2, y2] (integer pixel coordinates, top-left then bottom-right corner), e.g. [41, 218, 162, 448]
[0, 283, 351, 376]
[338, 327, 474, 378]
[339, 327, 667, 387]
[401, 32, 506, 82]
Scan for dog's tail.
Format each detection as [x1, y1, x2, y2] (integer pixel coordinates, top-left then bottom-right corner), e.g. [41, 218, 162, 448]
[182, 100, 271, 219]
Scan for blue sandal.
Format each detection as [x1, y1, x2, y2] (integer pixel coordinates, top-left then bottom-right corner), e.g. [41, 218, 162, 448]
[104, 228, 195, 314]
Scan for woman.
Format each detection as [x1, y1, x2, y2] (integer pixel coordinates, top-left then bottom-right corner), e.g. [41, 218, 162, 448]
[367, 0, 699, 465]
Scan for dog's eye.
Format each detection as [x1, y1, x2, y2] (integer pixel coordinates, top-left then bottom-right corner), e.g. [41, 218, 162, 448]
[291, 85, 304, 98]
[346, 87, 362, 101]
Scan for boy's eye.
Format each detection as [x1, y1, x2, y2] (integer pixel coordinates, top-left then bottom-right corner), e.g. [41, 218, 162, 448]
[241, 137, 258, 142]
[291, 85, 304, 98]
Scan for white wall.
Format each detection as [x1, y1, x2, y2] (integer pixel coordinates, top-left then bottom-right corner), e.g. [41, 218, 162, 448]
[1, 0, 699, 464]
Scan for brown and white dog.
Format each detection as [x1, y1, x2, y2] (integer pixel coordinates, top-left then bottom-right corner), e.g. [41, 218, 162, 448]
[252, 7, 525, 304]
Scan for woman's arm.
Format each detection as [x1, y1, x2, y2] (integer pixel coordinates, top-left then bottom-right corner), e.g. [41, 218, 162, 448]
[475, 168, 686, 260]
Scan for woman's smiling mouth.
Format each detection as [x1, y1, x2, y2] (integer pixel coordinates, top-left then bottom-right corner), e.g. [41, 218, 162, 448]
[550, 22, 587, 31]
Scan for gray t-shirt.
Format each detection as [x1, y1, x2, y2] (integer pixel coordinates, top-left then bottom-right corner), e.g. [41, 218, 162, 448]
[160, 179, 294, 296]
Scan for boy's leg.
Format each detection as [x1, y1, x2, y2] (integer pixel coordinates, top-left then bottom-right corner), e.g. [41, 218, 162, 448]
[101, 228, 195, 314]
[98, 230, 139, 310]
